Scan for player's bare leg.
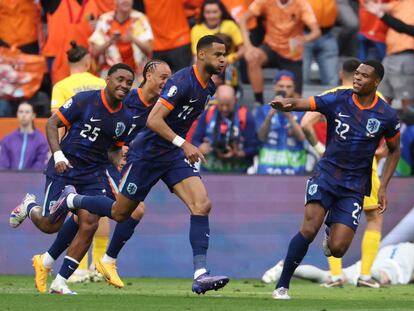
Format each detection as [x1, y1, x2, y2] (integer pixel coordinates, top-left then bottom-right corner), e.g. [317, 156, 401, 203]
[29, 206, 66, 233]
[300, 202, 327, 241]
[173, 176, 229, 294]
[66, 210, 100, 263]
[327, 223, 355, 258]
[110, 193, 140, 221]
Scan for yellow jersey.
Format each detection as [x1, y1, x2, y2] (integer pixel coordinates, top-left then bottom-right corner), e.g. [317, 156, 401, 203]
[190, 20, 243, 55]
[51, 72, 106, 112]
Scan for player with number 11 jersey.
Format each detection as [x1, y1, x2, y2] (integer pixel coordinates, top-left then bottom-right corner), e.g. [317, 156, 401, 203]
[128, 64, 216, 162]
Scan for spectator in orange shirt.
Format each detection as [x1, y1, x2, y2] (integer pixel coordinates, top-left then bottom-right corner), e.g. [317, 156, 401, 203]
[374, 0, 414, 114]
[303, 0, 339, 86]
[41, 0, 100, 85]
[358, 0, 390, 61]
[89, 0, 153, 78]
[0, 0, 42, 55]
[239, 0, 320, 104]
[143, 0, 196, 72]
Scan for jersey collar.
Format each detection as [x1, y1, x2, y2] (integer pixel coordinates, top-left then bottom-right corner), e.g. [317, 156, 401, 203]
[101, 89, 123, 113]
[193, 64, 207, 89]
[352, 94, 379, 110]
[137, 88, 152, 107]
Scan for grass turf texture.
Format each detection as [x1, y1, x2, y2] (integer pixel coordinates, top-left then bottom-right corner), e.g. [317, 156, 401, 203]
[1, 276, 413, 311]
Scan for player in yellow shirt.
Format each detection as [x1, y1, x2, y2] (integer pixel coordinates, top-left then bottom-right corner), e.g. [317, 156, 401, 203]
[49, 41, 108, 283]
[51, 42, 107, 113]
[301, 59, 383, 288]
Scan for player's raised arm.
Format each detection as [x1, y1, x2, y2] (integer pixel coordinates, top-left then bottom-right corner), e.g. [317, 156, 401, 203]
[270, 96, 313, 112]
[146, 101, 206, 165]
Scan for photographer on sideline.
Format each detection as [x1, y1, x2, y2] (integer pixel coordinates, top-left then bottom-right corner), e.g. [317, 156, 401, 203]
[192, 84, 259, 173]
[254, 70, 306, 175]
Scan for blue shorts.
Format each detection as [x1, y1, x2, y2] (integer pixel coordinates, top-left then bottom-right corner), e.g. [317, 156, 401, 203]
[119, 157, 200, 202]
[42, 177, 106, 216]
[305, 176, 364, 231]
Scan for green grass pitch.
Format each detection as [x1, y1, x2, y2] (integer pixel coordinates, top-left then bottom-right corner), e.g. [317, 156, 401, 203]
[1, 276, 413, 311]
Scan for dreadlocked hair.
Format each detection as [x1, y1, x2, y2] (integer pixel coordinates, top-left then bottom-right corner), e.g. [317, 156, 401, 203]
[139, 59, 168, 87]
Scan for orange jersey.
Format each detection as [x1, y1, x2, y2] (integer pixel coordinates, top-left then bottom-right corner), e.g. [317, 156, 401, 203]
[42, 0, 99, 84]
[359, 0, 389, 43]
[307, 0, 337, 28]
[108, 19, 135, 70]
[222, 0, 257, 29]
[144, 0, 190, 51]
[0, 0, 41, 47]
[95, 0, 115, 16]
[249, 0, 317, 61]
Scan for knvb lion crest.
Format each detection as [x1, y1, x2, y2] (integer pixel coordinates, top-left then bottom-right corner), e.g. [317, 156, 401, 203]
[308, 184, 318, 196]
[366, 118, 380, 134]
[115, 122, 126, 137]
[127, 182, 137, 195]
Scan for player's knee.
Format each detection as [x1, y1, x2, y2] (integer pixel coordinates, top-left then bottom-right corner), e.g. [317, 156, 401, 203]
[300, 227, 318, 241]
[38, 219, 61, 234]
[192, 197, 211, 215]
[300, 222, 320, 241]
[329, 242, 348, 258]
[131, 203, 145, 220]
[112, 210, 130, 222]
[79, 218, 99, 235]
[40, 225, 60, 234]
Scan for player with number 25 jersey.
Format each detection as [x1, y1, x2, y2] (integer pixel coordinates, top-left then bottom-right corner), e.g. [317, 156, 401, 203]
[45, 89, 131, 184]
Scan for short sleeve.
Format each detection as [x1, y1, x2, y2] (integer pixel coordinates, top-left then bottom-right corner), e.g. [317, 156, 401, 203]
[51, 84, 66, 112]
[384, 114, 401, 142]
[300, 0, 318, 27]
[88, 13, 111, 46]
[310, 92, 337, 116]
[248, 0, 266, 16]
[158, 77, 188, 111]
[227, 21, 243, 46]
[56, 95, 83, 128]
[134, 13, 153, 41]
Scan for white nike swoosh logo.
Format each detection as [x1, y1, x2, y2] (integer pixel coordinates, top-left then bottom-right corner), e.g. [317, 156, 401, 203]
[189, 99, 198, 103]
[338, 112, 350, 118]
[132, 115, 141, 119]
[90, 117, 101, 122]
[68, 266, 75, 270]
